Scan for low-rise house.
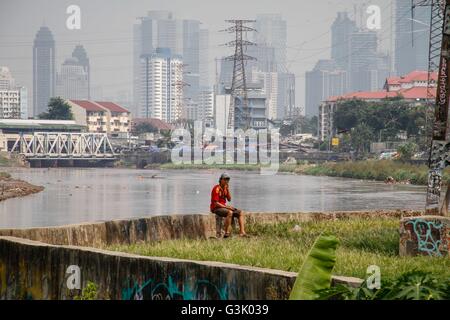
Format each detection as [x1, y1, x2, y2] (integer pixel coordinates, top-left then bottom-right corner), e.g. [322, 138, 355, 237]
[68, 100, 131, 136]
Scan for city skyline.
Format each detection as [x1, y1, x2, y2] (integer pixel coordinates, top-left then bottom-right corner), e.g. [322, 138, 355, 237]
[0, 0, 392, 116]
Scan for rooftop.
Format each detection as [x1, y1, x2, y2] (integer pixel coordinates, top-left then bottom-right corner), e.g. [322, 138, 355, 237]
[94, 101, 130, 113]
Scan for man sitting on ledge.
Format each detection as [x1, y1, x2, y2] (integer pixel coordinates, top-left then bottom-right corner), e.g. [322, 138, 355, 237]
[210, 173, 248, 238]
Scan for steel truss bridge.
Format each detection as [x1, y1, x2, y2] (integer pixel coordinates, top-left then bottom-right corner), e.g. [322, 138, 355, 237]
[9, 132, 116, 160]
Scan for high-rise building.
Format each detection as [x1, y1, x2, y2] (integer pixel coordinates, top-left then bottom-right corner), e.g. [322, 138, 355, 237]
[251, 70, 278, 120]
[33, 26, 55, 118]
[0, 67, 28, 119]
[197, 87, 214, 124]
[348, 30, 378, 92]
[0, 67, 15, 90]
[305, 60, 348, 117]
[277, 72, 296, 119]
[133, 11, 208, 118]
[139, 48, 183, 123]
[56, 57, 89, 100]
[0, 90, 22, 119]
[395, 0, 430, 75]
[218, 58, 234, 92]
[251, 14, 292, 121]
[199, 29, 210, 88]
[71, 45, 90, 99]
[254, 14, 287, 72]
[331, 12, 357, 70]
[182, 20, 201, 105]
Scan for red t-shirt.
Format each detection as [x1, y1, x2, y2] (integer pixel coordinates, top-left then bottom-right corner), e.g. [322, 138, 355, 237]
[210, 184, 230, 212]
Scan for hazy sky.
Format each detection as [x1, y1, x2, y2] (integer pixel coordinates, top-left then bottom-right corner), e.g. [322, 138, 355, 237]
[0, 0, 392, 112]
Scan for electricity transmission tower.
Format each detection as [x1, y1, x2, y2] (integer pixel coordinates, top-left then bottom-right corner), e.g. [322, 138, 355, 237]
[412, 0, 450, 214]
[222, 20, 256, 132]
[413, 1, 446, 123]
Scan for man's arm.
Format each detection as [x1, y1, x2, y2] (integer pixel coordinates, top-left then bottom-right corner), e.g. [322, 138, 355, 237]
[224, 185, 231, 201]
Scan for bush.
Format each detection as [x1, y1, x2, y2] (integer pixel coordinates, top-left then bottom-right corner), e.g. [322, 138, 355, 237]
[74, 281, 98, 300]
[316, 271, 450, 300]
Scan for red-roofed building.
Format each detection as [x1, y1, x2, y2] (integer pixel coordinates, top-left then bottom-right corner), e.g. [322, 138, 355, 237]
[67, 100, 131, 135]
[318, 71, 437, 141]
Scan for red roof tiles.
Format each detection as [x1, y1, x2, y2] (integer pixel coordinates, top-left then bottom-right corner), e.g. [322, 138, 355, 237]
[95, 101, 130, 113]
[70, 100, 104, 112]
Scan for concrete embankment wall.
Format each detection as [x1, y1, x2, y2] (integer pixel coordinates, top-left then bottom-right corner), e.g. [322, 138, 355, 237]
[0, 210, 419, 300]
[0, 214, 217, 247]
[0, 236, 362, 300]
[0, 210, 421, 248]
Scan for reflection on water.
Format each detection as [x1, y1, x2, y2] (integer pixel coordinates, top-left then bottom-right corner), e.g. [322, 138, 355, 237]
[0, 167, 426, 228]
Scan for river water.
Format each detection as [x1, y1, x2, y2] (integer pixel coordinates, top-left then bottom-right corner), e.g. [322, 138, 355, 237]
[0, 167, 426, 228]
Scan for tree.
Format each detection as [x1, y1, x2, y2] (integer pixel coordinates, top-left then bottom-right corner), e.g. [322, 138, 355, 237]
[351, 123, 374, 156]
[397, 142, 418, 162]
[333, 98, 428, 151]
[39, 97, 74, 120]
[133, 122, 159, 134]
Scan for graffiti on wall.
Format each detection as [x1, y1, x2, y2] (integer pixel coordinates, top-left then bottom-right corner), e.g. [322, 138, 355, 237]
[405, 218, 444, 256]
[426, 140, 450, 210]
[121, 275, 229, 300]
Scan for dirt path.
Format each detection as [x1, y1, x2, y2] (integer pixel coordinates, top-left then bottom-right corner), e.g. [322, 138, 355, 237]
[0, 173, 44, 202]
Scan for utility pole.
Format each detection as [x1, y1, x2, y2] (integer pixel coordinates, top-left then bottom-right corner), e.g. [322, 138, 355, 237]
[414, 0, 450, 214]
[222, 20, 256, 132]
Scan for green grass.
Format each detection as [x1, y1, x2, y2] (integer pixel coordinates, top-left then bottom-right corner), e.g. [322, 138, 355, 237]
[107, 217, 450, 281]
[299, 160, 439, 185]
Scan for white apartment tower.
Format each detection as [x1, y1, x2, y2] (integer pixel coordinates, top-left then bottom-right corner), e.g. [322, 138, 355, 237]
[139, 48, 183, 123]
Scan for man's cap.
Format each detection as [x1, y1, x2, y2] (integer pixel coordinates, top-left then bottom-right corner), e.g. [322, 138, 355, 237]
[219, 173, 230, 180]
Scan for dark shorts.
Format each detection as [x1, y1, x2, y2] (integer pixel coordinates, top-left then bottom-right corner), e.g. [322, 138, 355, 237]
[212, 208, 242, 218]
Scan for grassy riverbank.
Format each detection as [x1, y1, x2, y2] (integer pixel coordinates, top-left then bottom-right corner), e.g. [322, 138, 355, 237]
[299, 160, 450, 185]
[107, 216, 450, 281]
[156, 160, 447, 186]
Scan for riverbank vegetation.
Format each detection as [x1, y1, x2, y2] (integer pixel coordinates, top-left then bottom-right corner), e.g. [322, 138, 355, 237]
[107, 216, 450, 282]
[156, 160, 444, 186]
[298, 160, 449, 185]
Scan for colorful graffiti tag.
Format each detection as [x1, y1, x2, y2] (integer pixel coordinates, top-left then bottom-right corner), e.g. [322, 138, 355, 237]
[121, 276, 228, 300]
[405, 219, 444, 256]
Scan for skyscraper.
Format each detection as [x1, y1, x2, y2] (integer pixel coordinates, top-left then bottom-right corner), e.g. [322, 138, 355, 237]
[133, 11, 208, 119]
[254, 14, 287, 71]
[56, 57, 89, 100]
[33, 26, 55, 117]
[395, 0, 430, 75]
[199, 29, 210, 88]
[348, 30, 378, 92]
[182, 20, 201, 105]
[249, 14, 293, 120]
[305, 60, 348, 117]
[139, 48, 183, 122]
[72, 45, 90, 99]
[331, 12, 357, 70]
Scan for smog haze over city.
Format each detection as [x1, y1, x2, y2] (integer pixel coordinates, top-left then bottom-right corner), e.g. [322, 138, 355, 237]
[1, 0, 392, 111]
[2, 0, 450, 306]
